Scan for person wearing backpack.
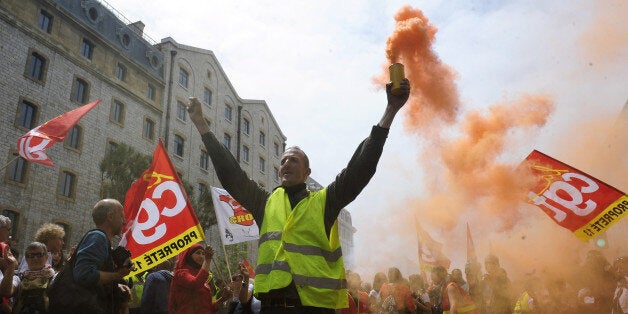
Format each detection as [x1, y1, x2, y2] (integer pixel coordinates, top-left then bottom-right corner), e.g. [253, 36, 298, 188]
[48, 199, 133, 314]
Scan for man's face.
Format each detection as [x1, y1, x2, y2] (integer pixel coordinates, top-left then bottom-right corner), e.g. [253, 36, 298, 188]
[279, 148, 311, 187]
[109, 205, 126, 235]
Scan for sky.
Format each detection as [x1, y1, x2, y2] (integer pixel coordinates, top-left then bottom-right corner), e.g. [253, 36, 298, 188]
[101, 0, 627, 281]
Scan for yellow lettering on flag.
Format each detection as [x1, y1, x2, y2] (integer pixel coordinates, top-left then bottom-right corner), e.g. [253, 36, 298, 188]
[125, 225, 204, 278]
[573, 195, 628, 241]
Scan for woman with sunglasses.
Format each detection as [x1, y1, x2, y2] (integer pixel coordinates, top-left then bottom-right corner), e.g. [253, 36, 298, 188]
[14, 242, 54, 313]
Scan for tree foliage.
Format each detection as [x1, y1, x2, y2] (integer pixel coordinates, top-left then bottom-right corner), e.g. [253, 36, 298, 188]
[99, 143, 151, 202]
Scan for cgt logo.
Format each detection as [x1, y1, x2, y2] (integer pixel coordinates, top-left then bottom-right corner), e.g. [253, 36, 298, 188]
[218, 194, 254, 226]
[528, 165, 599, 222]
[122, 178, 188, 246]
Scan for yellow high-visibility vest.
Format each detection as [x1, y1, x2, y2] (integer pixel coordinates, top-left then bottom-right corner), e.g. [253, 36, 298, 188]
[254, 188, 347, 309]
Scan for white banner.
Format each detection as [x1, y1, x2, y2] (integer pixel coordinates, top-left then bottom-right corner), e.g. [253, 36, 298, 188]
[211, 186, 259, 245]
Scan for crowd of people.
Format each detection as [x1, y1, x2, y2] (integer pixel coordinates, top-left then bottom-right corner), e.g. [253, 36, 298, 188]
[0, 203, 626, 314]
[339, 252, 628, 314]
[1, 74, 625, 314]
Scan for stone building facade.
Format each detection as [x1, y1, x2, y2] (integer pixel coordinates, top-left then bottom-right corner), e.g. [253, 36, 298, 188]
[0, 0, 354, 268]
[0, 0, 164, 251]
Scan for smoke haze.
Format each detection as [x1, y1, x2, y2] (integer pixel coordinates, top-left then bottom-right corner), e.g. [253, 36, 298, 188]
[357, 3, 627, 286]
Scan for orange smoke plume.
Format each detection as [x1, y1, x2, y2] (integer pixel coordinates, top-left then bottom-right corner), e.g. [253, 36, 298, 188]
[375, 5, 556, 232]
[373, 5, 460, 131]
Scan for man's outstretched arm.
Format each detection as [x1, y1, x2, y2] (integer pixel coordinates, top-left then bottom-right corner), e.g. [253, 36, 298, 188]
[187, 97, 269, 216]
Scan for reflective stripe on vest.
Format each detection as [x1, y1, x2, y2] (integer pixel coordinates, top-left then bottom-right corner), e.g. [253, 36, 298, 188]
[513, 291, 532, 313]
[254, 188, 347, 309]
[444, 303, 477, 314]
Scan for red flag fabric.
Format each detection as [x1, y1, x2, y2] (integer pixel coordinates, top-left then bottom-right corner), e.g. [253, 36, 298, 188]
[242, 258, 255, 278]
[119, 139, 205, 277]
[415, 219, 451, 272]
[524, 150, 627, 241]
[466, 223, 478, 264]
[17, 99, 101, 166]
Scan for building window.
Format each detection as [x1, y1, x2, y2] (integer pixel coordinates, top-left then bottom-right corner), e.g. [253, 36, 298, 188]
[174, 135, 184, 157]
[147, 84, 155, 100]
[259, 157, 266, 173]
[81, 38, 94, 59]
[200, 150, 209, 170]
[143, 118, 155, 140]
[71, 78, 89, 103]
[223, 133, 231, 150]
[110, 100, 125, 124]
[17, 100, 37, 129]
[64, 125, 82, 150]
[176, 101, 187, 121]
[203, 88, 212, 106]
[259, 131, 266, 147]
[274, 142, 280, 157]
[2, 210, 19, 240]
[7, 156, 28, 184]
[242, 145, 249, 162]
[178, 68, 189, 88]
[55, 222, 70, 244]
[116, 63, 126, 80]
[224, 105, 232, 121]
[274, 166, 280, 182]
[38, 10, 53, 33]
[242, 118, 250, 135]
[198, 183, 208, 197]
[26, 51, 47, 82]
[59, 171, 76, 198]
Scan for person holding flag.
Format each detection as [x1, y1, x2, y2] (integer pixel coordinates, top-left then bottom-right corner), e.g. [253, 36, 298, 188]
[168, 243, 233, 313]
[186, 77, 410, 313]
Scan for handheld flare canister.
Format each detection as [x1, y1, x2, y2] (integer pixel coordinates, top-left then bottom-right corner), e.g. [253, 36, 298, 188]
[389, 63, 405, 95]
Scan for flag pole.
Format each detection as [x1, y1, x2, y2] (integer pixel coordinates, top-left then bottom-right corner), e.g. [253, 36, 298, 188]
[0, 156, 18, 172]
[222, 243, 233, 281]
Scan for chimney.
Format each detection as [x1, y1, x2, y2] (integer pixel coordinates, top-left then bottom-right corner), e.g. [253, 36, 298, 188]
[128, 21, 145, 37]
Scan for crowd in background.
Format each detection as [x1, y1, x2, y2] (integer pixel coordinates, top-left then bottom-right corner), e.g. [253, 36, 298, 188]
[0, 212, 626, 314]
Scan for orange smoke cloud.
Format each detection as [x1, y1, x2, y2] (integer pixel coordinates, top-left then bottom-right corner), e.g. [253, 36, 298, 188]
[373, 5, 460, 131]
[359, 3, 626, 291]
[375, 5, 556, 232]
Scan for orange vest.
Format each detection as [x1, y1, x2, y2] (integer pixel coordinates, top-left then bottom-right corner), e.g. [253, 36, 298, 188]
[442, 282, 478, 314]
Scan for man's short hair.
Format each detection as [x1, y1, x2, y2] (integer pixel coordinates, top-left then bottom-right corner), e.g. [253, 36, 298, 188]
[92, 199, 122, 225]
[285, 146, 309, 168]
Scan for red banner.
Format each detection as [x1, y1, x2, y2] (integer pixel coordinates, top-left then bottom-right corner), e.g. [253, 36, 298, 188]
[242, 258, 256, 279]
[466, 223, 478, 264]
[524, 150, 627, 241]
[17, 99, 101, 166]
[415, 219, 451, 272]
[119, 139, 205, 277]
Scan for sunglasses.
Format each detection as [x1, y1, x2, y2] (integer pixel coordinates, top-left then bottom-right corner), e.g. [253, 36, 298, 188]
[26, 252, 45, 259]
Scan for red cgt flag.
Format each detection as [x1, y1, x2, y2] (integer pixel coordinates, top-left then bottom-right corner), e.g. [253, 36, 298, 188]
[415, 218, 451, 272]
[17, 99, 101, 166]
[524, 150, 627, 241]
[119, 139, 205, 277]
